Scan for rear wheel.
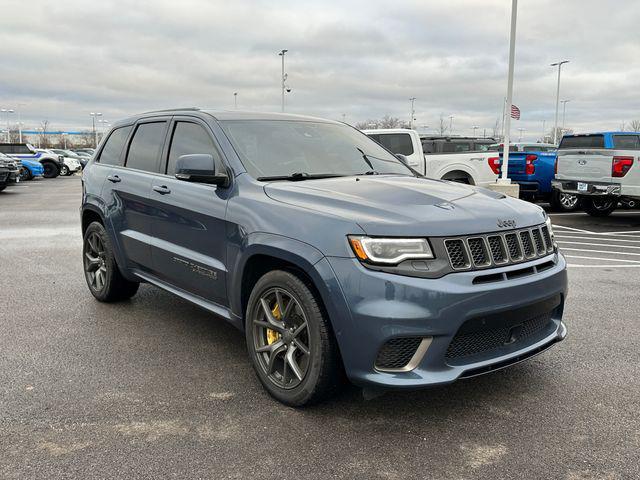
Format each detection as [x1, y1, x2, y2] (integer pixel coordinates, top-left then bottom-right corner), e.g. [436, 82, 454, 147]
[245, 270, 341, 406]
[83, 221, 139, 302]
[582, 197, 617, 217]
[441, 172, 472, 185]
[41, 161, 60, 178]
[19, 167, 32, 181]
[550, 191, 579, 212]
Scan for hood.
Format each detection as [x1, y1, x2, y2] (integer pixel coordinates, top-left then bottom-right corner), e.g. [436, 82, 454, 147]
[264, 175, 547, 236]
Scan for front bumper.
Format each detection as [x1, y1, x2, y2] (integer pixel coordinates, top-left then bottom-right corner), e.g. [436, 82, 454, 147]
[322, 253, 568, 389]
[552, 179, 621, 197]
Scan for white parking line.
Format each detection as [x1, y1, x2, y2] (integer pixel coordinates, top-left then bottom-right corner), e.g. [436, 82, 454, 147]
[557, 241, 640, 250]
[555, 235, 640, 243]
[561, 247, 640, 256]
[564, 255, 640, 264]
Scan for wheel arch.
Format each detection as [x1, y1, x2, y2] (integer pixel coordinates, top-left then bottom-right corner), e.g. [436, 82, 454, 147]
[440, 169, 475, 185]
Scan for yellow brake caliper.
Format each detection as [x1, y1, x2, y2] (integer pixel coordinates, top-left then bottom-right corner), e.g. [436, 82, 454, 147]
[266, 303, 282, 345]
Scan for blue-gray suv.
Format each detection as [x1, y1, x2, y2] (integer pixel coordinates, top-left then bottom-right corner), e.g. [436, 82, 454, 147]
[81, 109, 568, 406]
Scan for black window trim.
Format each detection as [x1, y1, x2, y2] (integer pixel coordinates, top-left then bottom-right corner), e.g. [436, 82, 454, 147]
[95, 123, 135, 166]
[613, 134, 640, 150]
[122, 117, 171, 174]
[154, 115, 231, 182]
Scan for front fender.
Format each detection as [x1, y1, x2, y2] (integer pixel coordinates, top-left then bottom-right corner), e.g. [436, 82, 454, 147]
[227, 233, 355, 369]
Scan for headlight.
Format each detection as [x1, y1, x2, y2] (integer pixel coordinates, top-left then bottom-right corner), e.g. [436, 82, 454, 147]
[348, 236, 434, 265]
[545, 217, 556, 246]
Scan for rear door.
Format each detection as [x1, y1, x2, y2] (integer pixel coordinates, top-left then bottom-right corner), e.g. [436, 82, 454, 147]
[103, 118, 169, 272]
[556, 134, 612, 182]
[147, 116, 229, 306]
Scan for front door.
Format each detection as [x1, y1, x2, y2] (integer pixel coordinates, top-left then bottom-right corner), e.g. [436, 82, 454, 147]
[148, 117, 230, 306]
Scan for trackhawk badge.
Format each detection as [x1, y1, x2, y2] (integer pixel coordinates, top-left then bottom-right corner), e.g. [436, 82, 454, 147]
[497, 219, 517, 228]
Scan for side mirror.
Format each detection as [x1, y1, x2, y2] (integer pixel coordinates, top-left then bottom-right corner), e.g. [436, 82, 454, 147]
[175, 154, 229, 186]
[395, 153, 409, 165]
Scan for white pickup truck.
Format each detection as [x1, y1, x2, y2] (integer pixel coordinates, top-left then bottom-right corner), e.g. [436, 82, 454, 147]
[552, 132, 640, 216]
[362, 129, 498, 187]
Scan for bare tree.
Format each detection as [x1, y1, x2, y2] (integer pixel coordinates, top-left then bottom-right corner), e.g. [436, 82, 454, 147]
[38, 120, 50, 148]
[355, 115, 407, 130]
[491, 117, 501, 139]
[436, 114, 449, 136]
[628, 119, 640, 132]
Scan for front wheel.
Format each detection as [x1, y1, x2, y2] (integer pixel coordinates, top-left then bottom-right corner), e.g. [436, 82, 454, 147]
[19, 167, 32, 181]
[582, 197, 617, 217]
[550, 191, 579, 212]
[60, 164, 70, 176]
[83, 221, 139, 302]
[245, 270, 341, 406]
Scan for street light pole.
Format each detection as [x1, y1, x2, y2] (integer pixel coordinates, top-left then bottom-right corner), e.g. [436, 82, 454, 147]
[560, 99, 570, 130]
[518, 127, 525, 141]
[234, 92, 238, 109]
[409, 97, 416, 129]
[278, 49, 288, 112]
[1, 108, 14, 142]
[551, 60, 569, 145]
[498, 0, 519, 185]
[90, 112, 102, 147]
[472, 125, 479, 137]
[449, 115, 454, 134]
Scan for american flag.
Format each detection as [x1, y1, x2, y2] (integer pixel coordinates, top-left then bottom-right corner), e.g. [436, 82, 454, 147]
[510, 104, 521, 120]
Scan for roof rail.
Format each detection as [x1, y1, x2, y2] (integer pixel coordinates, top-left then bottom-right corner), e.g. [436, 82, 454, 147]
[142, 107, 201, 114]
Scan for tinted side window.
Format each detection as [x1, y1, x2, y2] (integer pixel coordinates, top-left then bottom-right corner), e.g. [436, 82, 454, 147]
[126, 122, 167, 172]
[166, 122, 218, 174]
[559, 135, 605, 149]
[613, 135, 640, 150]
[97, 126, 132, 166]
[375, 133, 414, 156]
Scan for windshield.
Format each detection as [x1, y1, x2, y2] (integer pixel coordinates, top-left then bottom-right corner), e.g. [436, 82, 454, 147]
[219, 120, 413, 179]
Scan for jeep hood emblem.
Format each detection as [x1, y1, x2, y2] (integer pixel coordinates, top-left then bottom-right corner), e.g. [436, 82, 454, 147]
[497, 219, 517, 228]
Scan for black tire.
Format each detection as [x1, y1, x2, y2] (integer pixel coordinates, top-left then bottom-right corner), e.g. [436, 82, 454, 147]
[19, 167, 32, 181]
[0, 184, 6, 192]
[582, 197, 617, 217]
[441, 172, 472, 185]
[82, 221, 139, 302]
[245, 270, 342, 406]
[550, 191, 579, 212]
[60, 164, 70, 176]
[41, 161, 60, 178]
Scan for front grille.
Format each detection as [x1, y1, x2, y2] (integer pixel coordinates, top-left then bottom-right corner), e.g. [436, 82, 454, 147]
[375, 337, 423, 370]
[446, 310, 554, 359]
[443, 224, 553, 272]
[541, 226, 553, 252]
[487, 236, 508, 264]
[519, 231, 535, 258]
[505, 233, 523, 261]
[445, 239, 470, 269]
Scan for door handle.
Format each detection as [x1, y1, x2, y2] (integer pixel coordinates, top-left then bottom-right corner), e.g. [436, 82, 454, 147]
[153, 185, 171, 195]
[107, 174, 121, 183]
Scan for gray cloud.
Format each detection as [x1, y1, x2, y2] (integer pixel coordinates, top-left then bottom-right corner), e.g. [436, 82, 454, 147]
[1, 0, 639, 139]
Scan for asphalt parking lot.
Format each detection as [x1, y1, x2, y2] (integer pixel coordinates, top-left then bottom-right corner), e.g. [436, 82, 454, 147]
[1, 176, 639, 479]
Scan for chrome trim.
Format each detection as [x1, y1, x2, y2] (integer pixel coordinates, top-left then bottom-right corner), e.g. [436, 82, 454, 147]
[375, 337, 432, 373]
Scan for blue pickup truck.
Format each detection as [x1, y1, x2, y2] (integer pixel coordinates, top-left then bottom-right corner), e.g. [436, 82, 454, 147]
[494, 143, 579, 211]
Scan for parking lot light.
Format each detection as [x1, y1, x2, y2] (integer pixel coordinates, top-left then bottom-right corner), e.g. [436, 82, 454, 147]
[551, 60, 569, 145]
[90, 112, 102, 148]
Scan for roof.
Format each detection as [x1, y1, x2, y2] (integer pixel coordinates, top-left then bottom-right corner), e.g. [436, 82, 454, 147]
[565, 131, 640, 136]
[115, 108, 340, 125]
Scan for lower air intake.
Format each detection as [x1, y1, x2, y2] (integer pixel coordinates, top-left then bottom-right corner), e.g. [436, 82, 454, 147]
[375, 337, 423, 370]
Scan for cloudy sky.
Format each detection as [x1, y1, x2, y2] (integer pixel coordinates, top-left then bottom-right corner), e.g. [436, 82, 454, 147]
[1, 0, 639, 140]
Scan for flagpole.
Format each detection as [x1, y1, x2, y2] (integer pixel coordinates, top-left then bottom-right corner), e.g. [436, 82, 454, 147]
[499, 0, 517, 184]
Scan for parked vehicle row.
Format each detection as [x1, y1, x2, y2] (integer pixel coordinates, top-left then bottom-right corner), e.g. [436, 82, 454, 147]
[362, 129, 499, 187]
[0, 143, 93, 192]
[552, 131, 640, 216]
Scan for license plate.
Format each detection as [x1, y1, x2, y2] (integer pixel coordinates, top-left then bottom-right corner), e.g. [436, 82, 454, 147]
[577, 182, 588, 192]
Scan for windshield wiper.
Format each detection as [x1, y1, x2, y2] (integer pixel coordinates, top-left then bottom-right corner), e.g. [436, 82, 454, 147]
[257, 172, 346, 181]
[357, 148, 377, 173]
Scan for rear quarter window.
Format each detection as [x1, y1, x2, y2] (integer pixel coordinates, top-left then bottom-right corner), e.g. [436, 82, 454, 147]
[374, 133, 414, 156]
[559, 135, 605, 149]
[613, 134, 640, 150]
[97, 126, 133, 166]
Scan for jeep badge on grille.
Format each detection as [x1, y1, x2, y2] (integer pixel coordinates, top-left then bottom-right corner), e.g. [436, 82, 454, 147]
[497, 219, 517, 228]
